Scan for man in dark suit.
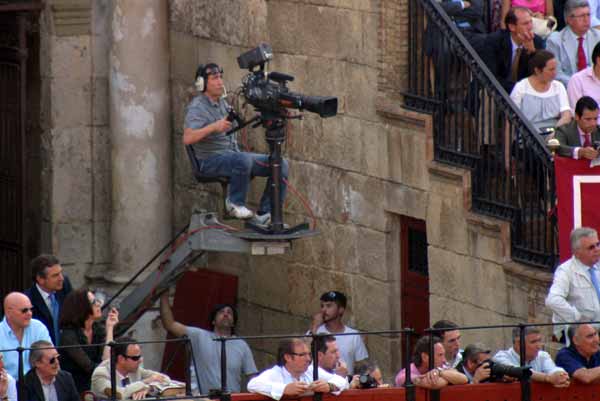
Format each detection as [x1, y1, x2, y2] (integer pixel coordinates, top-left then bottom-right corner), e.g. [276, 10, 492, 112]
[482, 7, 545, 94]
[23, 340, 79, 401]
[24, 255, 72, 345]
[554, 95, 600, 158]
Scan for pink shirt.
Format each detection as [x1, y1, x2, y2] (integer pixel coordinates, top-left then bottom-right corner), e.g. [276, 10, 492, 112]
[511, 0, 546, 14]
[567, 66, 600, 125]
[395, 363, 424, 386]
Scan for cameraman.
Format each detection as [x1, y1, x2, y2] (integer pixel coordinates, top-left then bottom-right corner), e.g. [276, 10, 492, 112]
[493, 327, 569, 387]
[350, 360, 388, 389]
[184, 62, 288, 224]
[455, 343, 492, 383]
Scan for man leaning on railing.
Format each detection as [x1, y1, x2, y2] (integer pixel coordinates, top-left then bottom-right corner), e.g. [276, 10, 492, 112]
[492, 327, 570, 387]
[247, 338, 348, 400]
[555, 324, 600, 383]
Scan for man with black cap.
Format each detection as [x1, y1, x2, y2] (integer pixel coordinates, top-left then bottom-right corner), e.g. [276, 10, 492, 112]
[183, 61, 288, 225]
[309, 291, 368, 375]
[160, 293, 257, 394]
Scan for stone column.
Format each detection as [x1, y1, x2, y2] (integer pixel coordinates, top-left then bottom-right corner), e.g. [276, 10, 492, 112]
[108, 0, 171, 281]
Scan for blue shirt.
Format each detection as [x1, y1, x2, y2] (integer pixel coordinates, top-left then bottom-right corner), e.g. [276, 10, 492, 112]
[555, 345, 600, 376]
[0, 317, 52, 378]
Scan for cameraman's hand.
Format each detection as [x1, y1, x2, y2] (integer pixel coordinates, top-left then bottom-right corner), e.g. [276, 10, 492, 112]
[350, 375, 360, 389]
[547, 371, 570, 388]
[213, 118, 232, 134]
[473, 362, 491, 384]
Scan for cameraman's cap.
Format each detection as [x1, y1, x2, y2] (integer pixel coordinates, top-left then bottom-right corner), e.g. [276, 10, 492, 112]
[320, 291, 347, 308]
[463, 343, 491, 360]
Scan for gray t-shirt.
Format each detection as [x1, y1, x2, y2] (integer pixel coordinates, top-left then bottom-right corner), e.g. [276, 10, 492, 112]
[186, 326, 257, 394]
[184, 94, 239, 160]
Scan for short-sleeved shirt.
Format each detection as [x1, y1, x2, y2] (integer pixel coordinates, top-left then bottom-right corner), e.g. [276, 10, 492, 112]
[314, 325, 369, 375]
[183, 94, 239, 160]
[186, 326, 257, 393]
[555, 345, 600, 376]
[510, 78, 570, 131]
[0, 317, 52, 378]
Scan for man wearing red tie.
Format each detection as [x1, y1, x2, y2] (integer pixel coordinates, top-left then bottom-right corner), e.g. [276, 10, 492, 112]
[555, 96, 600, 159]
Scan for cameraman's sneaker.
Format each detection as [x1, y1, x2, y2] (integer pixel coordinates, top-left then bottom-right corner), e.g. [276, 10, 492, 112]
[250, 212, 271, 226]
[225, 198, 254, 220]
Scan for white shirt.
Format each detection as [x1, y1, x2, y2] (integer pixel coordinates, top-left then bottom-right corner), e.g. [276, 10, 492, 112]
[247, 365, 348, 400]
[545, 256, 600, 336]
[37, 372, 58, 401]
[493, 347, 565, 374]
[35, 284, 54, 313]
[313, 325, 369, 375]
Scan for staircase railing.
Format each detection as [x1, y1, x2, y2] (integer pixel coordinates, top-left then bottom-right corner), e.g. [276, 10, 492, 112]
[403, 0, 558, 269]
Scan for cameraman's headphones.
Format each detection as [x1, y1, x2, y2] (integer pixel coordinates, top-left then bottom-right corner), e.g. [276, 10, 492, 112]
[195, 63, 223, 92]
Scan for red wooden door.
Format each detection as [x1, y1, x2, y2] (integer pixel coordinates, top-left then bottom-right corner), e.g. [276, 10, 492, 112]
[400, 216, 430, 359]
[161, 269, 238, 380]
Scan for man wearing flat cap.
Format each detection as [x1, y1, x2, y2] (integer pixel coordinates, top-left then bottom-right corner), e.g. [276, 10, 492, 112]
[308, 291, 368, 375]
[160, 294, 257, 394]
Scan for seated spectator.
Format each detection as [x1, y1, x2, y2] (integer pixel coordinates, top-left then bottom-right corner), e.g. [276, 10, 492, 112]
[247, 338, 348, 400]
[395, 336, 468, 389]
[547, 0, 600, 86]
[511, 49, 572, 132]
[24, 254, 72, 346]
[315, 335, 348, 377]
[455, 343, 492, 383]
[545, 227, 600, 341]
[91, 336, 169, 399]
[483, 7, 545, 94]
[433, 320, 463, 368]
[59, 288, 119, 393]
[350, 360, 389, 388]
[500, 0, 554, 30]
[555, 324, 600, 383]
[23, 340, 79, 401]
[568, 42, 600, 124]
[493, 327, 570, 387]
[0, 292, 51, 378]
[0, 354, 16, 401]
[554, 96, 600, 159]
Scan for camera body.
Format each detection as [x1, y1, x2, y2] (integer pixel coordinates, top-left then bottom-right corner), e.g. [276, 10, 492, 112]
[358, 374, 378, 389]
[480, 359, 532, 382]
[237, 44, 338, 118]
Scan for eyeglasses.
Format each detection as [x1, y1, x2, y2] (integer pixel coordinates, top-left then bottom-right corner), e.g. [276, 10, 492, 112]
[570, 12, 591, 19]
[586, 241, 600, 251]
[124, 354, 143, 361]
[290, 352, 311, 358]
[19, 307, 34, 314]
[48, 355, 60, 365]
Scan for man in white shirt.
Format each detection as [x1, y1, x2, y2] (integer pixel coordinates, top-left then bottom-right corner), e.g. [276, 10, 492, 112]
[493, 327, 570, 387]
[309, 291, 368, 375]
[432, 320, 464, 368]
[247, 338, 348, 400]
[546, 227, 600, 341]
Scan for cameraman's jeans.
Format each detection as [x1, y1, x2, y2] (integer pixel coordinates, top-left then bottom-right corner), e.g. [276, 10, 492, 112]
[197, 151, 288, 214]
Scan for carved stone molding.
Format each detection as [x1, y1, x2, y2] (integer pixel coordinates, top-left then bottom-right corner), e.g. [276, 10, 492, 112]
[51, 0, 91, 36]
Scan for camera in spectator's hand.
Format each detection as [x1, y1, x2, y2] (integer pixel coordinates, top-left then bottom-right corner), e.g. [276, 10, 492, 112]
[479, 359, 532, 382]
[358, 374, 378, 389]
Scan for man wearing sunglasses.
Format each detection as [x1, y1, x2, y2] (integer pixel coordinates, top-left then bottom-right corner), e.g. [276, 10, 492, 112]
[0, 292, 52, 378]
[248, 338, 348, 400]
[91, 336, 169, 400]
[23, 340, 79, 401]
[546, 227, 600, 343]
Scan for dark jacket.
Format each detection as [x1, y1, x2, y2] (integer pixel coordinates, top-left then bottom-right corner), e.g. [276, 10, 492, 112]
[482, 30, 545, 94]
[554, 120, 600, 157]
[23, 368, 80, 401]
[24, 275, 72, 345]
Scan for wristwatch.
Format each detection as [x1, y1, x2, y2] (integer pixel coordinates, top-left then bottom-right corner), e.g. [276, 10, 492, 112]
[328, 383, 337, 392]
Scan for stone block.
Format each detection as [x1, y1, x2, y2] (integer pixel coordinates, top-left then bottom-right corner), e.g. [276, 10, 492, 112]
[50, 127, 93, 222]
[247, 257, 290, 312]
[388, 126, 404, 184]
[466, 217, 510, 264]
[385, 182, 428, 220]
[245, 0, 269, 46]
[298, 4, 339, 59]
[267, 2, 301, 54]
[287, 218, 335, 269]
[92, 77, 109, 126]
[351, 275, 391, 331]
[332, 223, 359, 274]
[343, 63, 378, 121]
[426, 188, 468, 255]
[361, 120, 389, 179]
[237, 301, 263, 337]
[399, 128, 429, 190]
[357, 227, 389, 281]
[93, 222, 111, 264]
[61, 262, 90, 289]
[92, 0, 111, 71]
[262, 307, 309, 337]
[51, 78, 92, 129]
[340, 172, 388, 231]
[53, 222, 93, 264]
[169, 31, 198, 82]
[50, 36, 91, 79]
[287, 264, 319, 316]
